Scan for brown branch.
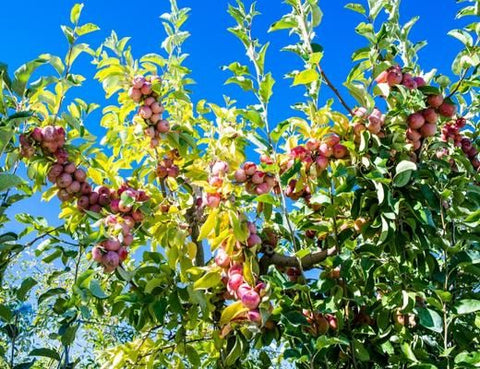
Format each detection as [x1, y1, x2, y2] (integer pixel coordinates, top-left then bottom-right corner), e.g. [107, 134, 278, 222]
[259, 246, 337, 273]
[185, 184, 204, 266]
[317, 65, 354, 116]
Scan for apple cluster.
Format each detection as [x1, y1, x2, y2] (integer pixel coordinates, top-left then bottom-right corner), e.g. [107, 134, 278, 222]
[302, 309, 337, 336]
[406, 94, 457, 151]
[128, 75, 170, 147]
[280, 134, 348, 201]
[216, 255, 265, 323]
[441, 118, 479, 170]
[156, 157, 180, 180]
[352, 107, 386, 138]
[19, 125, 67, 160]
[204, 161, 229, 208]
[89, 186, 148, 272]
[375, 65, 426, 90]
[234, 160, 277, 196]
[47, 161, 90, 204]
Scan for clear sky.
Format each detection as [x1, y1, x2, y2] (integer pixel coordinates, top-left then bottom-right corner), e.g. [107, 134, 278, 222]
[0, 0, 468, 232]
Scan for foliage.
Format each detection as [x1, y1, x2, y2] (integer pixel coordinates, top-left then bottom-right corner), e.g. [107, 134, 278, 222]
[0, 0, 479, 368]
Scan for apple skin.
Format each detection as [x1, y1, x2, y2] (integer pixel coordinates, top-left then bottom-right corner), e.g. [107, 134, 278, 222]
[407, 113, 425, 130]
[427, 94, 444, 108]
[420, 123, 437, 137]
[438, 102, 456, 118]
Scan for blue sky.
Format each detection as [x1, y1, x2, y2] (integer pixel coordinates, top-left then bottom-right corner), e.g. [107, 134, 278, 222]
[0, 0, 467, 234]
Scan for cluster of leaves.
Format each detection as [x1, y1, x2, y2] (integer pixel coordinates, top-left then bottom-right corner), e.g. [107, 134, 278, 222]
[0, 0, 479, 368]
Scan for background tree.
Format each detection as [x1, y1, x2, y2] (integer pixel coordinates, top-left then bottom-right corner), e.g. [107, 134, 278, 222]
[0, 0, 479, 368]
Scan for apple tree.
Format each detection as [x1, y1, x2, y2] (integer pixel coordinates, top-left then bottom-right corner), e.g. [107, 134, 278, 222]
[0, 0, 479, 368]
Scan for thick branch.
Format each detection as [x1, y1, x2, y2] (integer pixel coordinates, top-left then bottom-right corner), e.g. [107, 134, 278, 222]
[259, 246, 337, 273]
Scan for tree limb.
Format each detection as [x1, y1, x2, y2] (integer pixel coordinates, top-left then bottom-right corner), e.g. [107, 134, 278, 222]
[259, 246, 337, 273]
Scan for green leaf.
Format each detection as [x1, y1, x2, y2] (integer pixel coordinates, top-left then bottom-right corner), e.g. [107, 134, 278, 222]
[293, 69, 319, 86]
[401, 342, 418, 362]
[225, 76, 254, 91]
[448, 29, 473, 47]
[29, 348, 60, 361]
[220, 301, 248, 325]
[12, 58, 48, 95]
[0, 304, 12, 321]
[198, 208, 219, 240]
[225, 336, 244, 366]
[229, 211, 248, 242]
[0, 127, 14, 155]
[417, 307, 443, 333]
[345, 82, 374, 109]
[38, 288, 67, 305]
[453, 299, 480, 315]
[89, 279, 108, 299]
[268, 15, 298, 32]
[60, 324, 79, 345]
[259, 72, 275, 103]
[186, 345, 201, 367]
[455, 351, 480, 366]
[70, 3, 84, 24]
[38, 54, 64, 75]
[17, 277, 37, 301]
[193, 270, 221, 290]
[353, 340, 370, 361]
[345, 3, 366, 14]
[0, 173, 25, 193]
[393, 160, 417, 187]
[76, 23, 100, 36]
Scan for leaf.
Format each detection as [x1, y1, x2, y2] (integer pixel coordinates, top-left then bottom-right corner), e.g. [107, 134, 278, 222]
[345, 3, 366, 14]
[345, 82, 374, 109]
[0, 173, 25, 192]
[259, 72, 275, 103]
[453, 299, 480, 315]
[70, 3, 84, 24]
[0, 127, 14, 155]
[353, 340, 370, 361]
[198, 208, 219, 240]
[401, 342, 418, 362]
[293, 69, 319, 86]
[0, 304, 12, 321]
[220, 301, 248, 325]
[229, 211, 248, 242]
[393, 160, 417, 187]
[448, 29, 473, 47]
[29, 348, 60, 361]
[12, 58, 48, 95]
[89, 279, 109, 299]
[225, 76, 254, 91]
[417, 307, 443, 333]
[268, 15, 298, 32]
[193, 271, 221, 290]
[17, 277, 37, 301]
[60, 324, 79, 345]
[38, 54, 64, 75]
[225, 336, 244, 366]
[186, 345, 201, 367]
[76, 23, 100, 36]
[455, 351, 480, 366]
[38, 288, 67, 305]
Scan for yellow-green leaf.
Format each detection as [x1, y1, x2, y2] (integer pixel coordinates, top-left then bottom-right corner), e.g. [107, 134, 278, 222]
[219, 301, 249, 326]
[198, 208, 219, 240]
[293, 69, 319, 86]
[193, 270, 221, 290]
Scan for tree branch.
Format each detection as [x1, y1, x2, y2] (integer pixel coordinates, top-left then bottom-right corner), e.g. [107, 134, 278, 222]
[259, 246, 337, 273]
[186, 185, 204, 266]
